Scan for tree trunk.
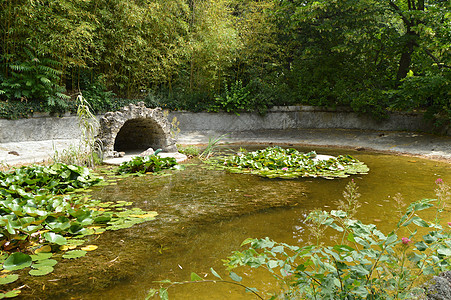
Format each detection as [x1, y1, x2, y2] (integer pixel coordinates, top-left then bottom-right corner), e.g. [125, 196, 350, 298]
[396, 35, 415, 81]
[390, 0, 425, 81]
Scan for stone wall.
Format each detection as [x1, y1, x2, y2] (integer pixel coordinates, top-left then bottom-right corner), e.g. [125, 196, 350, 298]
[168, 106, 441, 133]
[0, 106, 448, 143]
[96, 102, 177, 157]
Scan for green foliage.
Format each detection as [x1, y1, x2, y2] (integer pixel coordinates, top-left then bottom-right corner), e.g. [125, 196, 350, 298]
[387, 70, 451, 129]
[0, 162, 159, 297]
[210, 80, 251, 115]
[147, 268, 264, 300]
[0, 163, 101, 195]
[0, 100, 44, 119]
[0, 0, 449, 124]
[3, 253, 32, 271]
[117, 154, 178, 175]
[177, 145, 201, 158]
[206, 146, 369, 179]
[225, 180, 451, 299]
[51, 95, 102, 167]
[0, 48, 69, 111]
[79, 75, 115, 114]
[199, 134, 228, 160]
[76, 94, 101, 167]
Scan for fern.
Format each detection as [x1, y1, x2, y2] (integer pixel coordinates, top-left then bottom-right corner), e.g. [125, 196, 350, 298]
[10, 64, 30, 72]
[0, 47, 68, 111]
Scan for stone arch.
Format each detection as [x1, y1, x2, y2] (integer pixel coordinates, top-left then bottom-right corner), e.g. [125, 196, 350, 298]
[96, 102, 177, 158]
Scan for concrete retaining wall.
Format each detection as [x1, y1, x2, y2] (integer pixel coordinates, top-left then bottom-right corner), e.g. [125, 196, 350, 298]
[1, 106, 447, 143]
[1, 114, 83, 142]
[169, 106, 438, 133]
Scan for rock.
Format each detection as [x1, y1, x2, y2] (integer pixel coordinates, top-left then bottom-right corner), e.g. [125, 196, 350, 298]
[139, 147, 155, 157]
[112, 151, 125, 158]
[8, 151, 19, 156]
[425, 271, 451, 300]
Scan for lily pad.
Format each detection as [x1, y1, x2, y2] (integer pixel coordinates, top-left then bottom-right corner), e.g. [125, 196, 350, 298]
[30, 252, 53, 261]
[34, 245, 52, 254]
[3, 252, 32, 271]
[207, 147, 369, 179]
[32, 259, 58, 268]
[43, 232, 67, 245]
[62, 250, 87, 259]
[0, 289, 21, 298]
[29, 265, 54, 276]
[80, 245, 98, 251]
[0, 274, 19, 285]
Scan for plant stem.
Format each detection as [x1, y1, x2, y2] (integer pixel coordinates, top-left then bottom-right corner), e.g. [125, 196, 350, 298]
[159, 279, 264, 299]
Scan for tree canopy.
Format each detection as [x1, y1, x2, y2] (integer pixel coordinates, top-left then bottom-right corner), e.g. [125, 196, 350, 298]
[0, 0, 449, 127]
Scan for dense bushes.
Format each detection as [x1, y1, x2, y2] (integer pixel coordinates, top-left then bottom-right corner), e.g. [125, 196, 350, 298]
[0, 0, 449, 128]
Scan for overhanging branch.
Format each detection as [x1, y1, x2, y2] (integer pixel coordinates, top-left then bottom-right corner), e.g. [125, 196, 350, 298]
[413, 41, 451, 69]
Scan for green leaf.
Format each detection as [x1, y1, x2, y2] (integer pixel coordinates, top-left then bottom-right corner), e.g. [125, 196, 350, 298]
[241, 238, 255, 246]
[415, 241, 428, 251]
[412, 217, 429, 227]
[0, 289, 21, 298]
[245, 287, 259, 294]
[0, 274, 19, 285]
[3, 252, 32, 271]
[190, 272, 203, 281]
[44, 232, 67, 245]
[210, 268, 222, 280]
[29, 265, 54, 276]
[267, 260, 278, 269]
[423, 234, 436, 244]
[229, 271, 242, 282]
[159, 288, 168, 300]
[62, 250, 87, 259]
[438, 246, 451, 257]
[385, 233, 398, 245]
[413, 201, 434, 212]
[333, 245, 354, 252]
[329, 222, 344, 232]
[30, 252, 53, 261]
[32, 259, 58, 268]
[145, 289, 158, 300]
[354, 285, 369, 298]
[349, 264, 370, 276]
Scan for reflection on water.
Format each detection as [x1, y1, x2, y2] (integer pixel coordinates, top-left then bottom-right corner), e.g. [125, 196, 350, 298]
[20, 146, 451, 299]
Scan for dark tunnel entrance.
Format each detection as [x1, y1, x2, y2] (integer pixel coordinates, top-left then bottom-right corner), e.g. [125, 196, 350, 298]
[113, 118, 166, 153]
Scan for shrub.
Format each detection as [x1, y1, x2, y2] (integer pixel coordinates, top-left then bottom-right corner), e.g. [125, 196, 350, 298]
[151, 180, 451, 299]
[225, 180, 451, 299]
[210, 80, 251, 115]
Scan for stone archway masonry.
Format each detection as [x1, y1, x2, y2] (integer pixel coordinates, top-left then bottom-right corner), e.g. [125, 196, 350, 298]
[96, 102, 177, 158]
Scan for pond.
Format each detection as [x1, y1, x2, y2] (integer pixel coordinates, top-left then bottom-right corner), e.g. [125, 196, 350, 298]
[20, 146, 451, 299]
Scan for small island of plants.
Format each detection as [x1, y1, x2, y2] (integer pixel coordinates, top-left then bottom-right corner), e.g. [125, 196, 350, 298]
[206, 146, 369, 179]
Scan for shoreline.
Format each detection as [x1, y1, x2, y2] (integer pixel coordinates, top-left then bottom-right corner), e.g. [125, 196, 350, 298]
[1, 129, 450, 167]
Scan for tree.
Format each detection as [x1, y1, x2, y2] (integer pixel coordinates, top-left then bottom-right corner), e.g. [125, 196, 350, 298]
[386, 0, 450, 80]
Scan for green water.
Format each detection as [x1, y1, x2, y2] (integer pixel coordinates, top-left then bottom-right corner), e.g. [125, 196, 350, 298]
[20, 146, 451, 299]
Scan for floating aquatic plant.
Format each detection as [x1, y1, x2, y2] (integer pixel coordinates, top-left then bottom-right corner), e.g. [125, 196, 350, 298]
[0, 163, 159, 298]
[206, 146, 369, 179]
[117, 154, 179, 175]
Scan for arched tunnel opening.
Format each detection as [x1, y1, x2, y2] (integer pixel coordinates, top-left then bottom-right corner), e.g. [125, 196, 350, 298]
[113, 118, 166, 153]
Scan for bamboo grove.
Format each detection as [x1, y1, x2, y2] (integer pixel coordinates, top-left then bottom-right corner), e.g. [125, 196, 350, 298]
[0, 0, 449, 125]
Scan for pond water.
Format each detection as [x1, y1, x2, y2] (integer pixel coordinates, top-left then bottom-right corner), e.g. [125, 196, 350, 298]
[20, 146, 451, 299]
